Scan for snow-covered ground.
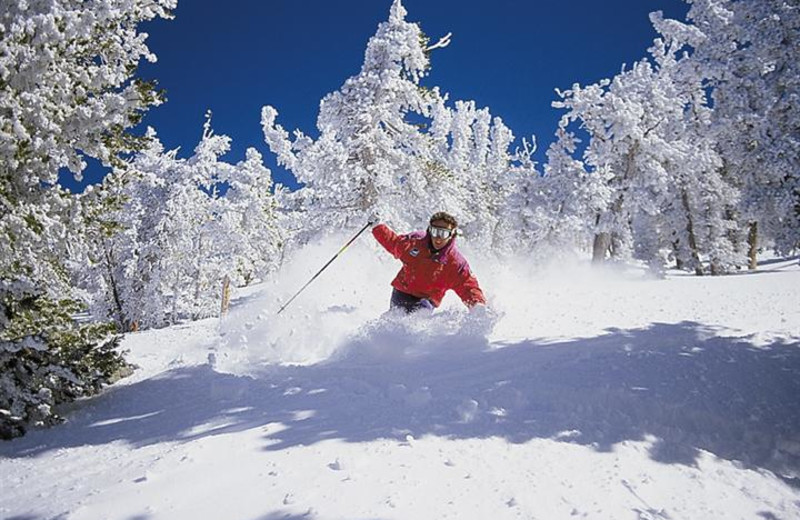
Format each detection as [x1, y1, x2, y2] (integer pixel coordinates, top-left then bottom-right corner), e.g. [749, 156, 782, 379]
[2, 236, 800, 520]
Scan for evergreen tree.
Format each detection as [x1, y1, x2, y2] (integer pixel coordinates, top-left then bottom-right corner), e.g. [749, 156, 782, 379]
[223, 148, 284, 285]
[0, 0, 175, 438]
[261, 0, 524, 248]
[680, 0, 800, 262]
[428, 99, 520, 250]
[546, 17, 740, 275]
[536, 128, 613, 256]
[262, 0, 437, 237]
[80, 118, 284, 330]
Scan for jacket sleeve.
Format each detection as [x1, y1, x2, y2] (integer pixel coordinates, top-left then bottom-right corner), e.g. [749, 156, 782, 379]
[452, 263, 487, 308]
[372, 224, 408, 259]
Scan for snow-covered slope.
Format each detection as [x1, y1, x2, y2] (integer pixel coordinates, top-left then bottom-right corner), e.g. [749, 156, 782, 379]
[2, 238, 799, 520]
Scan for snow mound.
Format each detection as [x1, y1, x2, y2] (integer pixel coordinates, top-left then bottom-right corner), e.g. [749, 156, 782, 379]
[332, 306, 500, 365]
[213, 233, 499, 373]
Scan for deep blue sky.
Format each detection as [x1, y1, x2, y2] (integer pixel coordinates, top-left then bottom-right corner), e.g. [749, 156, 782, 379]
[64, 0, 688, 192]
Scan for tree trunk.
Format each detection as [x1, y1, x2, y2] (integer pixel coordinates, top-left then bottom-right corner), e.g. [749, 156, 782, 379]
[748, 221, 758, 270]
[171, 283, 179, 326]
[724, 206, 742, 270]
[592, 232, 611, 264]
[220, 275, 231, 318]
[710, 259, 722, 276]
[357, 145, 379, 212]
[102, 238, 128, 331]
[192, 236, 205, 320]
[681, 189, 704, 276]
[673, 240, 684, 270]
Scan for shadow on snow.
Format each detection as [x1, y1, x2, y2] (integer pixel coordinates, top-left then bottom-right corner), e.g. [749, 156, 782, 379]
[2, 321, 799, 484]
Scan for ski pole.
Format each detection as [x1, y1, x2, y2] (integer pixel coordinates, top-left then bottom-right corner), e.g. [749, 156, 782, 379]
[277, 221, 373, 315]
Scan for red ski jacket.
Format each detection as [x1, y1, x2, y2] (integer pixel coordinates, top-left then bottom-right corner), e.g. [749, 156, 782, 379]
[372, 223, 486, 308]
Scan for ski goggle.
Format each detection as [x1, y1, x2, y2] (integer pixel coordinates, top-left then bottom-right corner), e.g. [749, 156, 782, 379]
[428, 225, 455, 239]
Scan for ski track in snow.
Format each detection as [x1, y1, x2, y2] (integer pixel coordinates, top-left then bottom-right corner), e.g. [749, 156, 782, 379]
[2, 243, 800, 520]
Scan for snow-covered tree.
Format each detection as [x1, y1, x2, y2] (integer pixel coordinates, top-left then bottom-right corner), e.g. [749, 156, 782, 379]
[0, 0, 175, 438]
[546, 12, 741, 274]
[533, 128, 614, 255]
[679, 0, 800, 262]
[261, 0, 525, 249]
[426, 99, 522, 249]
[222, 148, 284, 285]
[262, 0, 436, 236]
[80, 118, 284, 330]
[543, 0, 798, 272]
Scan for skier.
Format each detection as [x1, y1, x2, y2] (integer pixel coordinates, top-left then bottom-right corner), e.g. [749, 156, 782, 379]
[371, 211, 487, 314]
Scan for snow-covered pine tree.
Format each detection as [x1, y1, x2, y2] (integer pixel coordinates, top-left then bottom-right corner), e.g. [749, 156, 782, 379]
[223, 148, 285, 285]
[75, 169, 140, 332]
[261, 0, 524, 250]
[547, 14, 740, 275]
[679, 0, 800, 264]
[75, 129, 175, 330]
[536, 127, 614, 256]
[647, 10, 742, 275]
[82, 117, 284, 330]
[164, 115, 239, 323]
[262, 0, 438, 238]
[0, 0, 175, 438]
[548, 74, 642, 266]
[427, 99, 520, 250]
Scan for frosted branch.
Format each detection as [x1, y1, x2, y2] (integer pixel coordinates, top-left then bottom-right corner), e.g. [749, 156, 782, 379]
[425, 32, 452, 52]
[202, 110, 214, 140]
[261, 106, 298, 171]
